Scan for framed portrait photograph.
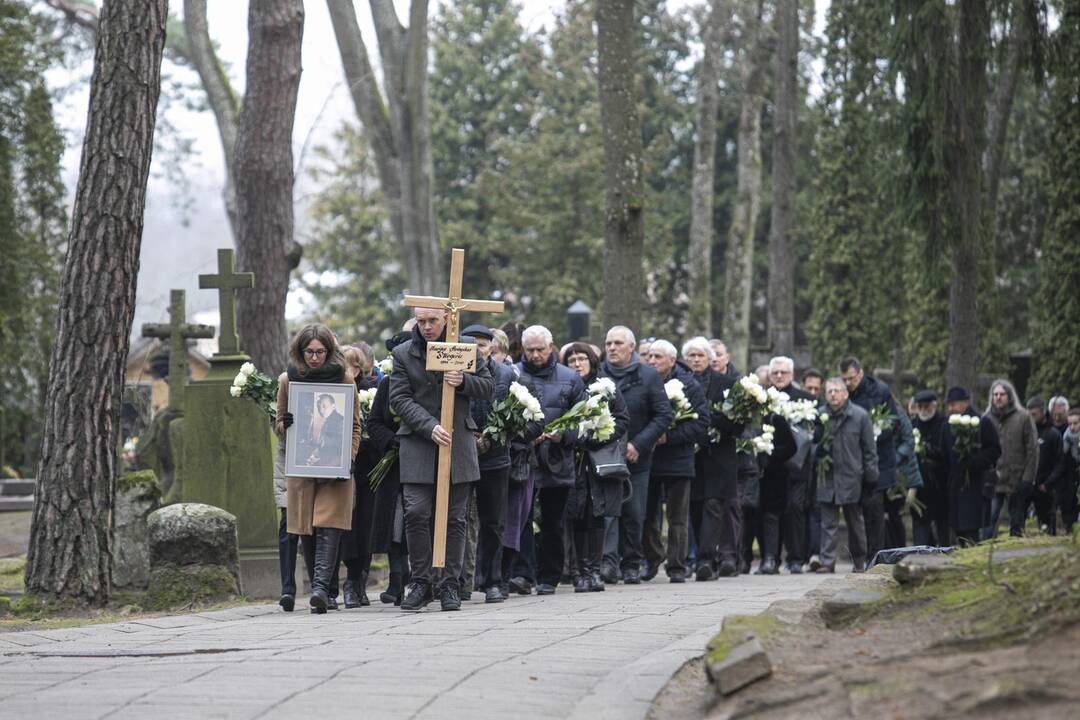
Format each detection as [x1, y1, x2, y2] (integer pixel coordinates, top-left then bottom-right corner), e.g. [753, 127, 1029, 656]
[285, 382, 355, 479]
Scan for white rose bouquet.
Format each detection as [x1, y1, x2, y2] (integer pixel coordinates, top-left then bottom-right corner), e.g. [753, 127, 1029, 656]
[545, 379, 617, 443]
[229, 362, 278, 416]
[358, 387, 378, 439]
[778, 398, 818, 431]
[665, 378, 699, 429]
[482, 382, 545, 446]
[948, 413, 981, 459]
[737, 424, 775, 456]
[377, 357, 394, 375]
[718, 374, 770, 425]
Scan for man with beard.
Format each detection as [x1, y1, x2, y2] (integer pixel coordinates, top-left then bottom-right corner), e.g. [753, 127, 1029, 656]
[600, 326, 672, 584]
[910, 390, 950, 546]
[390, 307, 494, 611]
[767, 356, 815, 573]
[517, 325, 585, 595]
[983, 379, 1038, 538]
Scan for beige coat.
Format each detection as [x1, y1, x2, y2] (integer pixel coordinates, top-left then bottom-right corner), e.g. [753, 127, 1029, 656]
[276, 369, 362, 535]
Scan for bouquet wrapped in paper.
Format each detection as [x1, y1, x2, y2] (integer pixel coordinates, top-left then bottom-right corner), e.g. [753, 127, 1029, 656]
[664, 378, 699, 429]
[718, 374, 770, 425]
[948, 413, 981, 459]
[229, 362, 278, 416]
[482, 382, 545, 446]
[545, 377, 618, 443]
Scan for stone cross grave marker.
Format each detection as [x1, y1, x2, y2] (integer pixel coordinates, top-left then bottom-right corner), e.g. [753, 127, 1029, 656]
[198, 248, 254, 358]
[404, 248, 504, 567]
[141, 289, 215, 413]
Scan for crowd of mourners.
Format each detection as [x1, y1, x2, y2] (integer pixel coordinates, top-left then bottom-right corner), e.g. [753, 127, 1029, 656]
[271, 313, 1080, 614]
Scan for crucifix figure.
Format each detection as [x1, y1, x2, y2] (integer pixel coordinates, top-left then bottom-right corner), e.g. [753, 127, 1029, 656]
[199, 248, 255, 358]
[403, 249, 504, 567]
[141, 289, 215, 413]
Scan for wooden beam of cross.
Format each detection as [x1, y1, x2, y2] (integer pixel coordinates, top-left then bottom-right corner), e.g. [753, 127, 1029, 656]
[403, 248, 504, 567]
[198, 248, 254, 357]
[142, 289, 215, 413]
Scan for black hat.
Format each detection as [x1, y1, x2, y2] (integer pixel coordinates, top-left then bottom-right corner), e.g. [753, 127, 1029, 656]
[385, 331, 412, 353]
[912, 389, 937, 404]
[461, 324, 494, 340]
[945, 386, 970, 403]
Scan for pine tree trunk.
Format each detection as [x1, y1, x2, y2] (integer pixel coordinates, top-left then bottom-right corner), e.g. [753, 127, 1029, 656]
[233, 0, 303, 373]
[767, 0, 798, 356]
[687, 0, 727, 337]
[24, 0, 168, 603]
[596, 0, 645, 333]
[723, 0, 767, 372]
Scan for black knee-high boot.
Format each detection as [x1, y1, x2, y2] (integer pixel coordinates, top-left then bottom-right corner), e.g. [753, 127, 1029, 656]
[588, 526, 606, 591]
[310, 527, 342, 614]
[301, 534, 316, 591]
[381, 543, 405, 605]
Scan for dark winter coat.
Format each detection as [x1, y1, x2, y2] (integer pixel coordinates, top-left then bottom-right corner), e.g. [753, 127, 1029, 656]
[516, 354, 586, 488]
[945, 407, 1001, 532]
[600, 354, 672, 471]
[816, 401, 879, 505]
[567, 381, 631, 520]
[893, 412, 924, 490]
[849, 374, 900, 492]
[470, 357, 526, 472]
[913, 413, 948, 512]
[1034, 416, 1062, 491]
[985, 404, 1037, 493]
[368, 376, 401, 554]
[758, 414, 799, 512]
[650, 362, 709, 479]
[390, 326, 493, 485]
[693, 370, 743, 502]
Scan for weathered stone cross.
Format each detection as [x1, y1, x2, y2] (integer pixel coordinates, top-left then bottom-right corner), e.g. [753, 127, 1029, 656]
[141, 289, 215, 413]
[404, 249, 504, 567]
[198, 248, 254, 358]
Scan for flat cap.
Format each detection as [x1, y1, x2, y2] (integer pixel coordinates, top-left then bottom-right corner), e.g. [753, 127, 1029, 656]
[912, 389, 938, 404]
[461, 324, 494, 340]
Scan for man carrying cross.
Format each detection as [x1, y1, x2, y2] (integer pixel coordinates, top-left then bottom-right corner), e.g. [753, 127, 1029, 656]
[390, 306, 494, 611]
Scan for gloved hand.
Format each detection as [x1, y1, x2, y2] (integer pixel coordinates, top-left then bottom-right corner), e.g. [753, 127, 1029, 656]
[281, 412, 294, 430]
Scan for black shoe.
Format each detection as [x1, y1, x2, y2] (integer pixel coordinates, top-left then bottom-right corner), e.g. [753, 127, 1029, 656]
[380, 572, 403, 605]
[441, 582, 462, 611]
[718, 560, 738, 577]
[309, 589, 328, 614]
[590, 573, 605, 591]
[401, 582, 433, 612]
[327, 595, 339, 610]
[695, 564, 716, 581]
[738, 560, 751, 575]
[808, 555, 822, 572]
[279, 594, 295, 612]
[359, 570, 371, 606]
[669, 572, 686, 583]
[499, 582, 510, 598]
[484, 586, 505, 603]
[757, 556, 779, 575]
[574, 575, 591, 593]
[622, 568, 641, 585]
[343, 580, 361, 609]
[815, 564, 836, 574]
[852, 560, 867, 574]
[786, 562, 804, 575]
[508, 576, 533, 595]
[536, 583, 556, 595]
[600, 566, 620, 585]
[642, 561, 660, 582]
[460, 590, 472, 601]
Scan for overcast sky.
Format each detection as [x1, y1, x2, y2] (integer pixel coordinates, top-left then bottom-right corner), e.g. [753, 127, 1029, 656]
[49, 1, 826, 352]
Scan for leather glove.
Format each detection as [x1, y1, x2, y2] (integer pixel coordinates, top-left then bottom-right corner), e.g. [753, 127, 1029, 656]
[281, 412, 294, 430]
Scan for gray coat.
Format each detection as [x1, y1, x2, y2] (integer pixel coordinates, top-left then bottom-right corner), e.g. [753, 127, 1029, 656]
[389, 334, 494, 485]
[817, 401, 879, 505]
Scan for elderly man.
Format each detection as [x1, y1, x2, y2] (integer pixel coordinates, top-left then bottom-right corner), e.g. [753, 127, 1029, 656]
[390, 307, 494, 611]
[1049, 397, 1070, 435]
[600, 326, 672, 584]
[767, 356, 815, 573]
[517, 325, 585, 594]
[910, 389, 950, 546]
[983, 379, 1038, 538]
[708, 339, 738, 377]
[816, 378, 878, 573]
[642, 340, 708, 582]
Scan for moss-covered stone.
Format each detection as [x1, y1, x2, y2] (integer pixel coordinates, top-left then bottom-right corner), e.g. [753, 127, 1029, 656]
[143, 564, 240, 610]
[116, 469, 161, 501]
[705, 614, 783, 666]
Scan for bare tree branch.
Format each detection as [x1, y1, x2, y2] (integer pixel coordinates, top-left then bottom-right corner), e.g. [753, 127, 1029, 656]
[43, 0, 98, 32]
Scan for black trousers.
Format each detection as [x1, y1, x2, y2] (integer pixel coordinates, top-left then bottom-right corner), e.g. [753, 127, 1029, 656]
[690, 497, 739, 566]
[278, 508, 299, 596]
[342, 477, 376, 581]
[883, 493, 907, 549]
[536, 486, 570, 586]
[472, 466, 510, 590]
[782, 475, 809, 565]
[912, 487, 950, 546]
[403, 481, 471, 587]
[861, 488, 885, 561]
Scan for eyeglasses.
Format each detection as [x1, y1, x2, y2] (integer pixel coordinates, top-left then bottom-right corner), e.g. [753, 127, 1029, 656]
[303, 349, 327, 358]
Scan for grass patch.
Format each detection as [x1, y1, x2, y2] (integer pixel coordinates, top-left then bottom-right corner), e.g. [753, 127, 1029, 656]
[0, 557, 24, 593]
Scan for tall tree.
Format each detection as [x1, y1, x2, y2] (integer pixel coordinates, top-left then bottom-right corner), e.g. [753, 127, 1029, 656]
[25, 0, 167, 602]
[686, 0, 727, 336]
[232, 0, 303, 374]
[595, 0, 646, 332]
[326, 0, 442, 295]
[767, 0, 798, 356]
[721, 0, 767, 372]
[1032, 0, 1080, 401]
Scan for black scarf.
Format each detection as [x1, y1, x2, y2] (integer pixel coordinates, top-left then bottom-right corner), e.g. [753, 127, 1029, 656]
[524, 352, 557, 377]
[287, 362, 345, 384]
[410, 323, 447, 354]
[602, 352, 640, 382]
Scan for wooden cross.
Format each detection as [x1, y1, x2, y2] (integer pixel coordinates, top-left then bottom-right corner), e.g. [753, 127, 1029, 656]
[142, 289, 215, 413]
[198, 248, 255, 357]
[404, 248, 504, 567]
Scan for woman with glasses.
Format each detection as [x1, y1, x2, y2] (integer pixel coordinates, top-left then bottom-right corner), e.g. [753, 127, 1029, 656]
[562, 343, 629, 591]
[275, 324, 362, 613]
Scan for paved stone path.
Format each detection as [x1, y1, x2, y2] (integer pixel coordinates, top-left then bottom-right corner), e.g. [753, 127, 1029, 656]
[0, 574, 830, 719]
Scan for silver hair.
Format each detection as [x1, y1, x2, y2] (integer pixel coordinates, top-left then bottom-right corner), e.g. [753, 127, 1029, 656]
[522, 325, 553, 347]
[769, 356, 795, 372]
[650, 339, 678, 359]
[607, 325, 636, 346]
[682, 336, 715, 361]
[1049, 396, 1070, 412]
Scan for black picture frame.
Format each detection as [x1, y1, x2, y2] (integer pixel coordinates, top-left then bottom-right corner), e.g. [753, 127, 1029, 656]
[285, 382, 355, 479]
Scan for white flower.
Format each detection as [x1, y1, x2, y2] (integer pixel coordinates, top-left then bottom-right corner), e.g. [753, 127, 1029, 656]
[587, 394, 602, 410]
[240, 362, 256, 376]
[966, 416, 980, 428]
[229, 385, 242, 398]
[589, 377, 616, 398]
[664, 378, 686, 400]
[378, 357, 394, 375]
[233, 372, 248, 388]
[762, 424, 775, 434]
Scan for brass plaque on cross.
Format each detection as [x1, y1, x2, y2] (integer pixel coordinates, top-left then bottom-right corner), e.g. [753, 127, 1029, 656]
[426, 342, 478, 372]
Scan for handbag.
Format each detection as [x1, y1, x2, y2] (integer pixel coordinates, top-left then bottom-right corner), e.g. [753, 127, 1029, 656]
[588, 438, 630, 481]
[785, 425, 813, 472]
